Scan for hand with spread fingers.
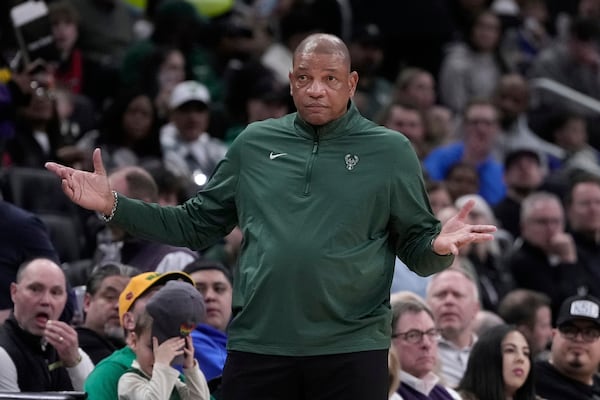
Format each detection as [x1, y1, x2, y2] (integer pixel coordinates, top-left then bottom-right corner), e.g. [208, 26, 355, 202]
[45, 148, 115, 216]
[44, 319, 81, 367]
[432, 199, 497, 256]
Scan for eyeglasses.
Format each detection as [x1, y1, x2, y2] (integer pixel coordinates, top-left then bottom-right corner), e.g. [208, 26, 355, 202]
[559, 325, 600, 342]
[392, 328, 441, 343]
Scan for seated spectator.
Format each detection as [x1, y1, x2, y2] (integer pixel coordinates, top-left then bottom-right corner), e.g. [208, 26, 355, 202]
[379, 102, 428, 160]
[117, 280, 210, 400]
[391, 67, 436, 114]
[439, 10, 509, 114]
[426, 181, 453, 216]
[76, 262, 140, 364]
[160, 81, 227, 187]
[444, 162, 480, 203]
[506, 191, 589, 319]
[499, 0, 551, 75]
[426, 268, 481, 388]
[94, 166, 198, 273]
[550, 113, 600, 182]
[222, 61, 290, 145]
[5, 63, 85, 168]
[455, 194, 515, 312]
[492, 73, 564, 168]
[565, 174, 600, 299]
[93, 88, 163, 171]
[137, 46, 187, 122]
[424, 100, 506, 205]
[142, 160, 193, 205]
[349, 23, 392, 121]
[183, 259, 232, 381]
[424, 105, 455, 154]
[49, 1, 84, 94]
[457, 324, 537, 400]
[535, 294, 600, 399]
[0, 258, 94, 391]
[497, 289, 553, 360]
[528, 16, 600, 150]
[493, 148, 546, 238]
[471, 310, 504, 336]
[84, 271, 194, 400]
[0, 200, 60, 322]
[391, 295, 461, 399]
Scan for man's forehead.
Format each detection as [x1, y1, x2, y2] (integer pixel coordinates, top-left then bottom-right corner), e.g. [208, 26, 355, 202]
[399, 310, 434, 326]
[294, 52, 349, 69]
[21, 262, 65, 284]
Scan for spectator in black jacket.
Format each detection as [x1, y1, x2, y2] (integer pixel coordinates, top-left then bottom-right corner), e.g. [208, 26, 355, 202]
[0, 258, 93, 391]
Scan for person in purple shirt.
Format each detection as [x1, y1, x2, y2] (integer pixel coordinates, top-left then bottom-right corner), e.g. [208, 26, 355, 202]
[391, 294, 461, 399]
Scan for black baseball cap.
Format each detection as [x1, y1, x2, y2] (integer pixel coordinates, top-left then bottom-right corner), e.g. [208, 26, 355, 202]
[556, 294, 600, 327]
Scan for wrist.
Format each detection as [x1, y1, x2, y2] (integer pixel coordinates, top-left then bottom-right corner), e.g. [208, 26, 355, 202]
[101, 190, 118, 222]
[431, 237, 452, 256]
[64, 353, 82, 368]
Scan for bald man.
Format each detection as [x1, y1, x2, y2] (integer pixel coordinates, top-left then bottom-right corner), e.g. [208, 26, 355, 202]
[94, 166, 198, 273]
[0, 258, 93, 391]
[46, 33, 496, 400]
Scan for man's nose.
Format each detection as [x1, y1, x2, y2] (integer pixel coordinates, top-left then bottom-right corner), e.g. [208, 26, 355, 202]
[306, 80, 325, 95]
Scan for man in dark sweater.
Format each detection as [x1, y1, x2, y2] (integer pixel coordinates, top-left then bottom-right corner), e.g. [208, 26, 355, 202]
[76, 262, 139, 364]
[0, 258, 93, 391]
[535, 294, 600, 399]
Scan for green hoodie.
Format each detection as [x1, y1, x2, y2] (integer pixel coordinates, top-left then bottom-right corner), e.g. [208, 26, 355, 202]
[113, 103, 452, 356]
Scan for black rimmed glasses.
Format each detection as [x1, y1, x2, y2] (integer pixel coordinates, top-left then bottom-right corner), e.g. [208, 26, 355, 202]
[392, 328, 441, 343]
[558, 325, 600, 343]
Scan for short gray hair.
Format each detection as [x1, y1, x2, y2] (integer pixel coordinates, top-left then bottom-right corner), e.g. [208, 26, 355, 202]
[391, 296, 434, 331]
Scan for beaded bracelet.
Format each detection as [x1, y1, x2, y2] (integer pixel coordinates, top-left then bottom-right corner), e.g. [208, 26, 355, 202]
[101, 190, 118, 223]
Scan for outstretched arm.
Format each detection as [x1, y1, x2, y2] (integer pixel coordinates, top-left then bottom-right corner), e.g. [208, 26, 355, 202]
[432, 199, 497, 256]
[45, 148, 114, 216]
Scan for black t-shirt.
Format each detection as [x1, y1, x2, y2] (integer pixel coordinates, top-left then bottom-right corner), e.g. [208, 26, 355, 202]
[535, 360, 600, 400]
[76, 326, 125, 365]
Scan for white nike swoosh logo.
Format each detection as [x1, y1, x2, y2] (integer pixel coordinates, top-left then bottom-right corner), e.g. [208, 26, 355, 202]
[269, 152, 288, 160]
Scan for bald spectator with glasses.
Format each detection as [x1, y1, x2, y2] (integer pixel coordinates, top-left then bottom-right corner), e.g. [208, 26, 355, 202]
[535, 294, 600, 399]
[391, 295, 461, 399]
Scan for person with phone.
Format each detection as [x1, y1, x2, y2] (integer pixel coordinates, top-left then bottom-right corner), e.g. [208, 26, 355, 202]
[117, 280, 210, 400]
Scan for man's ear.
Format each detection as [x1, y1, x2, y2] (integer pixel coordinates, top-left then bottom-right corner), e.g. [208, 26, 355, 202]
[122, 311, 135, 332]
[83, 292, 92, 313]
[9, 282, 17, 303]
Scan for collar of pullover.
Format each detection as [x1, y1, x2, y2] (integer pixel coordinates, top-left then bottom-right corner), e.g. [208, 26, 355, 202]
[293, 101, 363, 141]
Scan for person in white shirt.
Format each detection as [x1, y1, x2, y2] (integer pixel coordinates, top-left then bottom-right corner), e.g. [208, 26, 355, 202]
[426, 268, 480, 388]
[160, 81, 227, 187]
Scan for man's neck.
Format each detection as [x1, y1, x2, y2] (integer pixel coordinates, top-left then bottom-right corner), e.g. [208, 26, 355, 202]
[549, 358, 594, 386]
[507, 186, 535, 202]
[573, 228, 600, 245]
[444, 330, 473, 349]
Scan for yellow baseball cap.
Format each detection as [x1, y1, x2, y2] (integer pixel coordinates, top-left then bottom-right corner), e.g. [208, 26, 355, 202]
[118, 271, 194, 324]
